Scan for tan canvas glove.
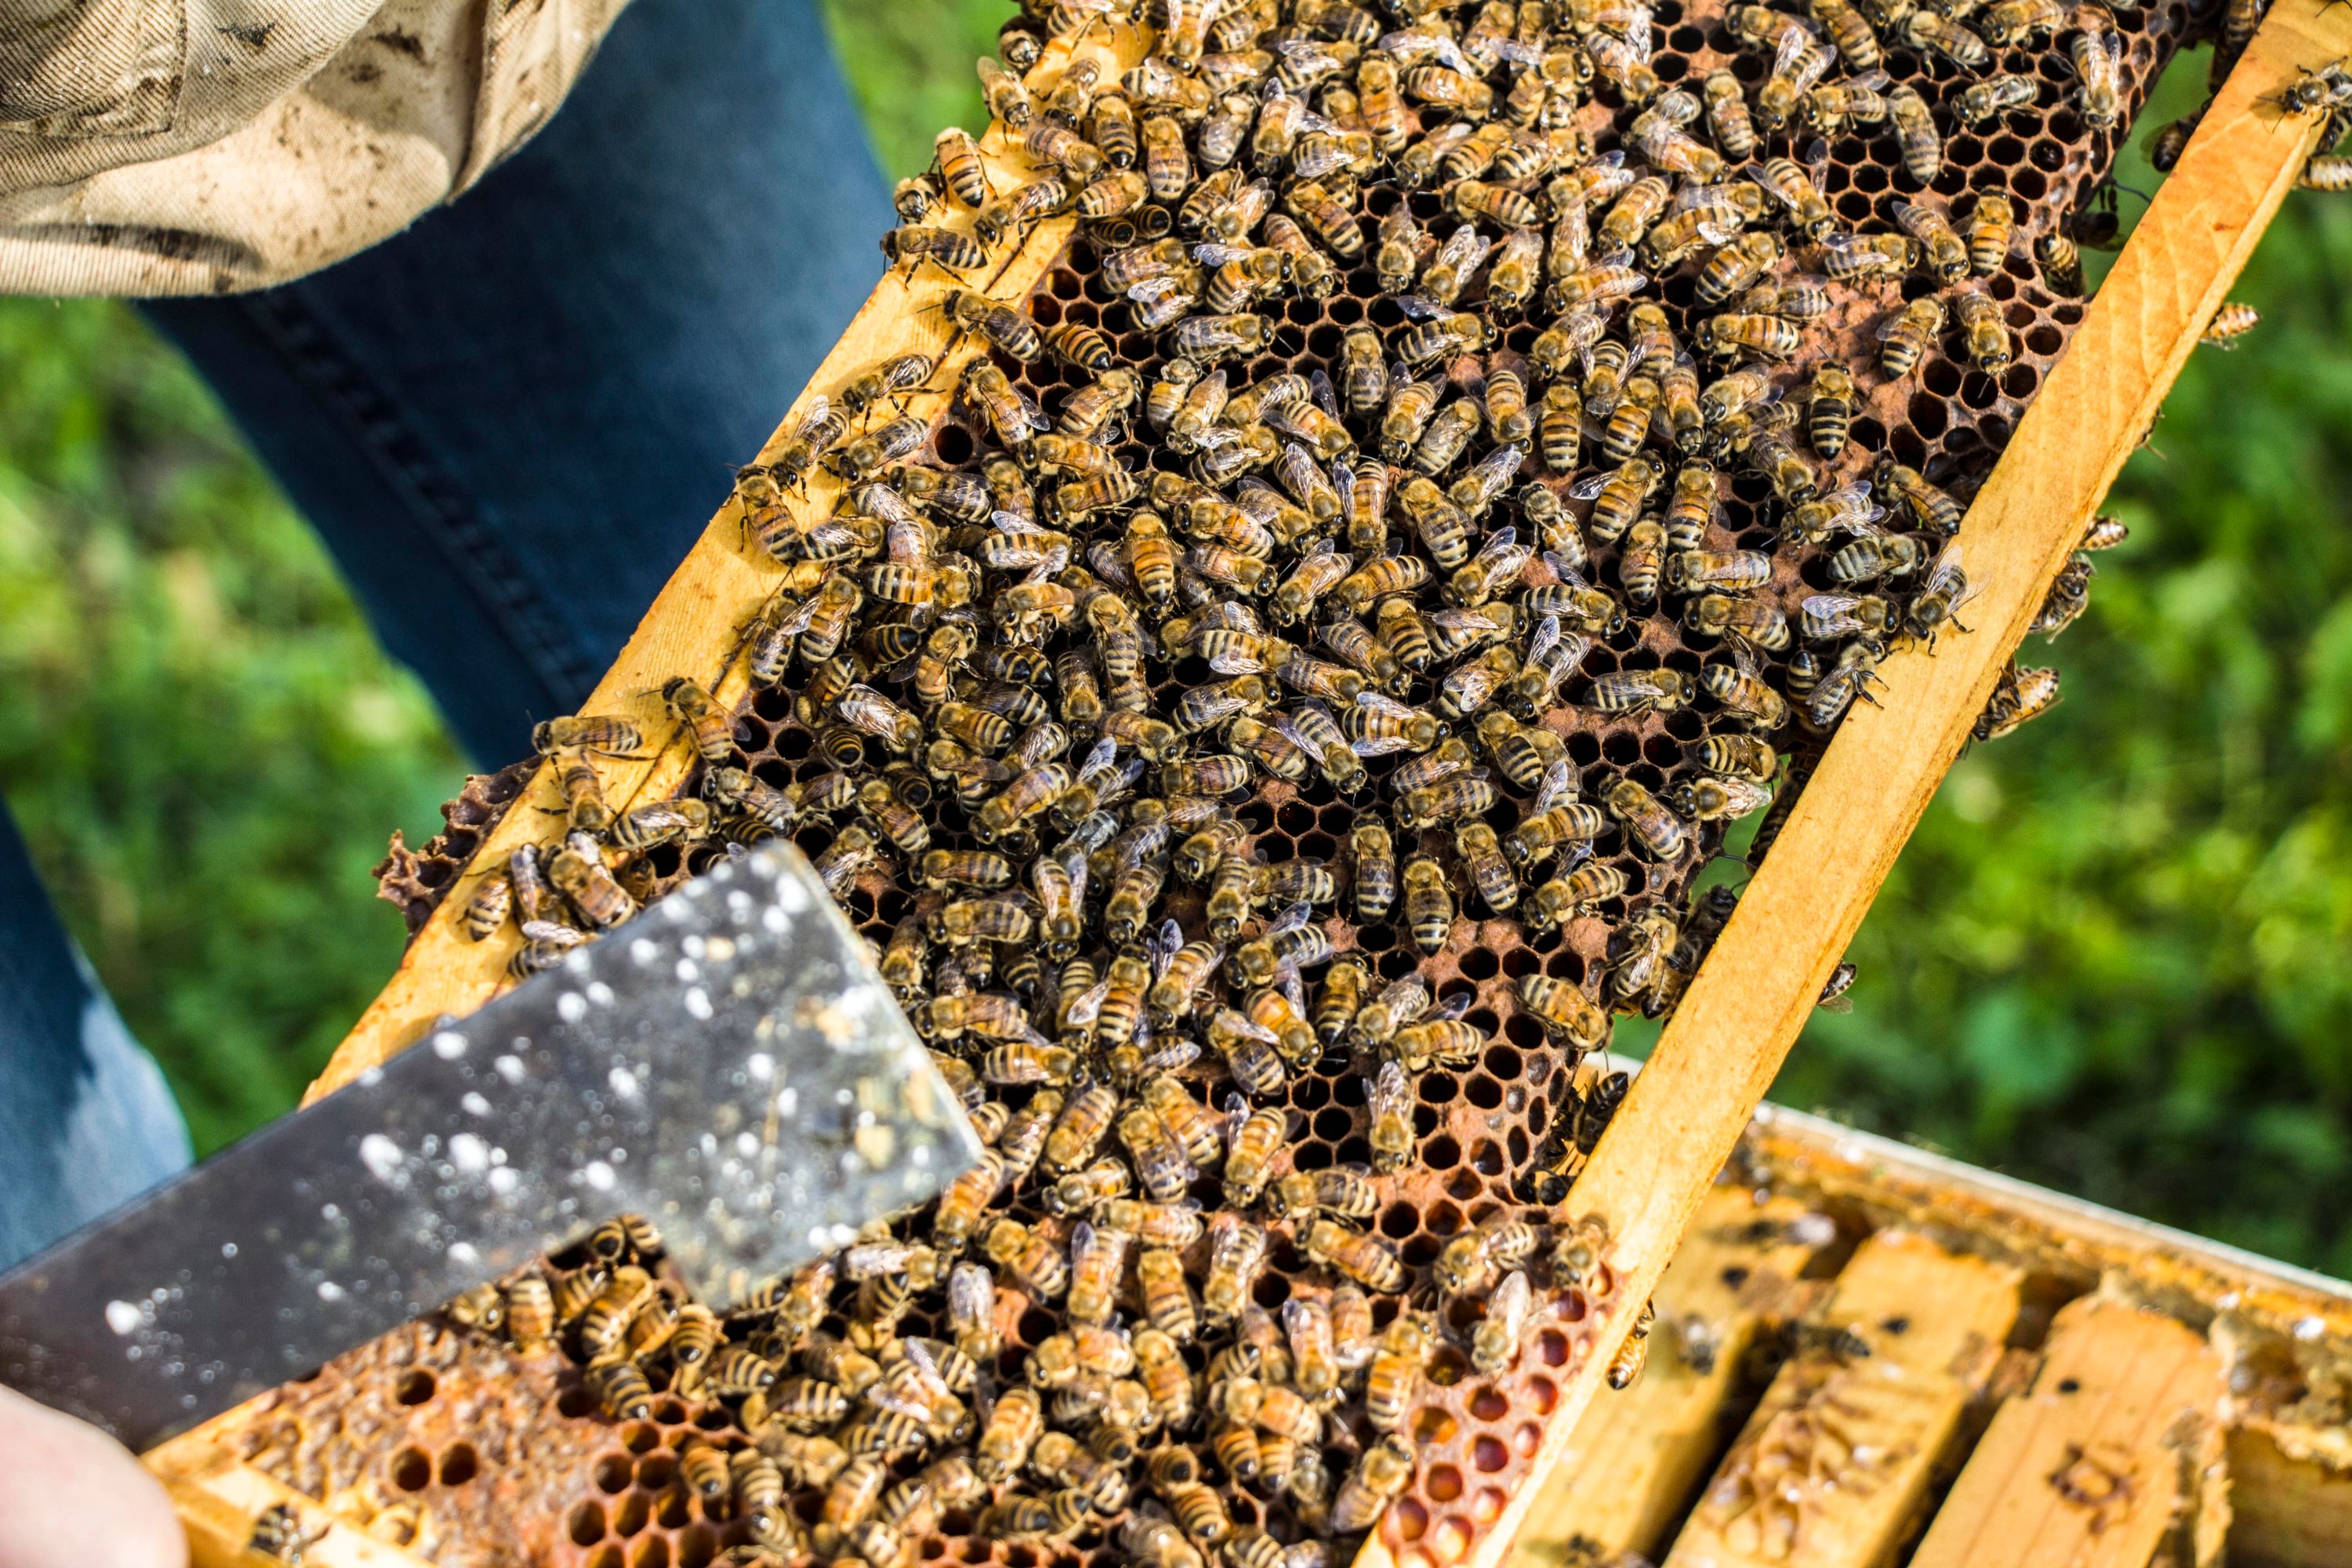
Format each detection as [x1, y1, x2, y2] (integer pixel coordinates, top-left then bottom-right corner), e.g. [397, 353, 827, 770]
[0, 0, 628, 296]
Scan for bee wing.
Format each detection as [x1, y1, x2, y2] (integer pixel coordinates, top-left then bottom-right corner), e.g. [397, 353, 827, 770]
[518, 919, 583, 944]
[1434, 223, 1486, 272]
[2103, 29, 2125, 58]
[1392, 294, 1448, 320]
[1473, 524, 1520, 563]
[1222, 1091, 1254, 1139]
[1534, 756, 1577, 814]
[1566, 472, 1612, 500]
[1729, 635, 1763, 679]
[1276, 964, 1308, 1013]
[945, 1263, 991, 1326]
[1191, 241, 1253, 264]
[1218, 1007, 1284, 1045]
[1064, 977, 1112, 1029]
[1265, 901, 1313, 938]
[1526, 612, 1563, 667]
[771, 593, 824, 637]
[1427, 989, 1476, 1022]
[1330, 461, 1356, 514]
[1368, 1057, 1410, 1116]
[885, 517, 932, 563]
[1354, 691, 1417, 721]
[1491, 1267, 1533, 1324]
[1149, 917, 1185, 977]
[793, 394, 834, 441]
[1310, 367, 1340, 419]
[1128, 276, 1198, 307]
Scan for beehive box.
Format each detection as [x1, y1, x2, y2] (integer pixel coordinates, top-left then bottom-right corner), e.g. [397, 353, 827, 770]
[133, 0, 2352, 1563]
[149, 1107, 2352, 1567]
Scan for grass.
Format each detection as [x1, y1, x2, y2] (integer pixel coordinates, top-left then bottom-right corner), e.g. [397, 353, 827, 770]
[2, 9, 2348, 1271]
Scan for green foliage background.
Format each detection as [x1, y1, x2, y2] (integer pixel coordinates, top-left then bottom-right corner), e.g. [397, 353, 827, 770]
[1, 9, 2347, 1268]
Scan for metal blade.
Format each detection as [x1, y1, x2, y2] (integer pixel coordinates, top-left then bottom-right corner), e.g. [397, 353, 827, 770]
[0, 843, 979, 1450]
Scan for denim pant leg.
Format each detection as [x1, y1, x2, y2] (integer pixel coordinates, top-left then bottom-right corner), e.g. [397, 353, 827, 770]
[143, 0, 893, 766]
[0, 0, 888, 1266]
[0, 809, 194, 1270]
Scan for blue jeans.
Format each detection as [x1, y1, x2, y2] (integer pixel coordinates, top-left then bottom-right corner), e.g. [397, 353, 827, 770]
[0, 0, 890, 1269]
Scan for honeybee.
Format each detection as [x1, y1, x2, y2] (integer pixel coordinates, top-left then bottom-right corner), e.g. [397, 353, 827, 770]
[1974, 661, 2063, 743]
[941, 289, 1044, 362]
[2201, 300, 2259, 347]
[1954, 289, 2013, 372]
[1367, 1057, 1414, 1172]
[1607, 1298, 1658, 1389]
[547, 837, 635, 930]
[1698, 310, 1802, 362]
[1901, 7, 1991, 67]
[1981, 0, 2067, 42]
[1191, 1211, 1266, 1330]
[1685, 592, 1792, 652]
[1298, 1217, 1404, 1292]
[1106, 1102, 1187, 1203]
[1364, 1316, 1430, 1439]
[1876, 455, 1966, 535]
[1394, 307, 1494, 372]
[882, 223, 987, 278]
[1221, 1101, 1290, 1208]
[532, 713, 644, 759]
[1518, 974, 1610, 1051]
[1805, 636, 1893, 729]
[1882, 82, 1943, 184]
[1330, 1436, 1415, 1532]
[1470, 1268, 1532, 1374]
[1214, 1006, 1289, 1091]
[1751, 151, 1835, 238]
[586, 1357, 654, 1420]
[1878, 296, 1946, 377]
[2072, 24, 2125, 127]
[247, 1504, 328, 1565]
[1806, 364, 1857, 459]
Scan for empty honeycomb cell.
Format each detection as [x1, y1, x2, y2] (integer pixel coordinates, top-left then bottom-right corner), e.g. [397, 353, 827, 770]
[394, 1369, 436, 1406]
[438, 1443, 480, 1486]
[390, 1446, 432, 1492]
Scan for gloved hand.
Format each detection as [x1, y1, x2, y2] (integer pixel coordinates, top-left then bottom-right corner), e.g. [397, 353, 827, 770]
[0, 1385, 183, 1568]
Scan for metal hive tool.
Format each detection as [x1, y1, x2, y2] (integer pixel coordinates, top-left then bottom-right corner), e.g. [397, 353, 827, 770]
[307, 1, 2214, 1565]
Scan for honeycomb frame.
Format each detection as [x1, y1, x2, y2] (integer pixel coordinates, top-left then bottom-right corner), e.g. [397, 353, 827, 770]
[144, 2, 2347, 1566]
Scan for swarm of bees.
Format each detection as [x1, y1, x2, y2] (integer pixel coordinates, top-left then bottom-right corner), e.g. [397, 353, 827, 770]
[394, 0, 2222, 1562]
